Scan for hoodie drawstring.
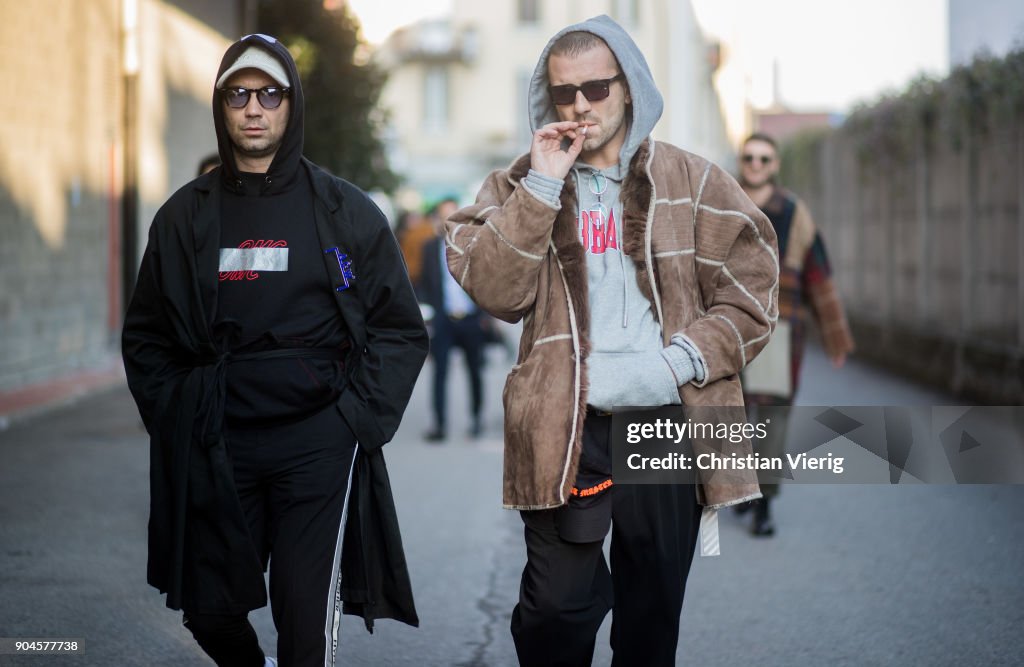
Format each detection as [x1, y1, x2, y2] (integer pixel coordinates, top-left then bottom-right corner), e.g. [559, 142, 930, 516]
[617, 202, 628, 328]
[575, 166, 631, 329]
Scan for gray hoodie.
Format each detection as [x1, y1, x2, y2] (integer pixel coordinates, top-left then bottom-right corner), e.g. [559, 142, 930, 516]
[521, 15, 703, 411]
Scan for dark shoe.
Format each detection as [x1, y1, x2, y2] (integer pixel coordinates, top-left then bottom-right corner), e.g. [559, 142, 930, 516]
[750, 498, 775, 537]
[424, 429, 446, 443]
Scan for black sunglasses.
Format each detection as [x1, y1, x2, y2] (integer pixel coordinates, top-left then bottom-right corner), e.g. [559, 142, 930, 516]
[548, 74, 624, 106]
[220, 86, 291, 110]
[742, 154, 774, 166]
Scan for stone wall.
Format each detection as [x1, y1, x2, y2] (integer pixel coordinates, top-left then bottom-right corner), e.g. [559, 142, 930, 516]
[781, 63, 1023, 403]
[0, 1, 240, 392]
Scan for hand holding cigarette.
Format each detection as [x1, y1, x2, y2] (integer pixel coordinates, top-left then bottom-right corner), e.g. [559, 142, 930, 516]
[530, 121, 586, 180]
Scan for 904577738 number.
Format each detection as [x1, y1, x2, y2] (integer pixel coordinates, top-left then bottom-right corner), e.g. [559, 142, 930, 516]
[0, 639, 82, 654]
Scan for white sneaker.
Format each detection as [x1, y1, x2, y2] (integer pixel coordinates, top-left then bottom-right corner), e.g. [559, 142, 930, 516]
[264, 659, 278, 667]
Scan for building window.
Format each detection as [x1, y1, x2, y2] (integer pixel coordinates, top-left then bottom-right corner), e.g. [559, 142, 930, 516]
[517, 0, 539, 25]
[423, 65, 449, 133]
[612, 0, 638, 26]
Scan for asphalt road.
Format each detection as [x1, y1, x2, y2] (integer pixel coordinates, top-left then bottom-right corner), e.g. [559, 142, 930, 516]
[0, 343, 1021, 666]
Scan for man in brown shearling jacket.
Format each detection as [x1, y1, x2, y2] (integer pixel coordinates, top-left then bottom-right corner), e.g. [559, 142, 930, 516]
[445, 15, 779, 666]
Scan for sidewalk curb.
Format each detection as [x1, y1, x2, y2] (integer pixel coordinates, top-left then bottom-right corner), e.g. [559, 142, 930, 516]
[0, 357, 126, 430]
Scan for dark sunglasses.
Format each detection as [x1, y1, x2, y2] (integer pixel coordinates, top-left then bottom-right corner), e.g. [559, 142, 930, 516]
[220, 86, 290, 110]
[548, 74, 624, 106]
[742, 154, 774, 165]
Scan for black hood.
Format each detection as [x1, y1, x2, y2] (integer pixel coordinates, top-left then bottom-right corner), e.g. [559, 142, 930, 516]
[213, 33, 305, 195]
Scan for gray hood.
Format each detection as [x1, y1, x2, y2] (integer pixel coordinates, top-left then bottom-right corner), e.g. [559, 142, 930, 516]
[528, 14, 663, 180]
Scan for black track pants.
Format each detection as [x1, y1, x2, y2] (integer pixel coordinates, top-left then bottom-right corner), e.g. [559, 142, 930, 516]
[185, 404, 358, 667]
[511, 420, 702, 666]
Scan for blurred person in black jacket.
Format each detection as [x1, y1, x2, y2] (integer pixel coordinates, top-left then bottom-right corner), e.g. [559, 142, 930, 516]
[417, 197, 488, 441]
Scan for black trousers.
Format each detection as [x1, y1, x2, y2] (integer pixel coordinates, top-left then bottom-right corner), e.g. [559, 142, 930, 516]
[744, 401, 788, 499]
[511, 423, 702, 666]
[430, 312, 485, 431]
[184, 404, 358, 667]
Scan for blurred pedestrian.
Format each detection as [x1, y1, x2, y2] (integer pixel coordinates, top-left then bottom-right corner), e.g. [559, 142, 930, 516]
[736, 132, 855, 536]
[397, 208, 434, 285]
[197, 152, 221, 176]
[122, 33, 427, 667]
[445, 15, 778, 666]
[416, 197, 487, 441]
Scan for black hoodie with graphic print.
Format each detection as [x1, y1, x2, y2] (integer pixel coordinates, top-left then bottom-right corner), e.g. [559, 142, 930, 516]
[122, 33, 426, 624]
[212, 34, 348, 426]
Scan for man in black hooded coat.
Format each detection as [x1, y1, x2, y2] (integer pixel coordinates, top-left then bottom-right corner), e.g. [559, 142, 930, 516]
[122, 34, 428, 666]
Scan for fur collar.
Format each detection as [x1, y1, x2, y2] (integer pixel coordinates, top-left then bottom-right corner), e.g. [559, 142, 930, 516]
[505, 138, 658, 348]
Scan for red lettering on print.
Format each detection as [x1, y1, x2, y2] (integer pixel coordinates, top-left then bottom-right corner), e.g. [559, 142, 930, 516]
[578, 210, 619, 255]
[219, 239, 288, 281]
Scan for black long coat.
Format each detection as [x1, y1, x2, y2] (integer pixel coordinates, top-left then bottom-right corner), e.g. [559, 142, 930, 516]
[122, 159, 428, 629]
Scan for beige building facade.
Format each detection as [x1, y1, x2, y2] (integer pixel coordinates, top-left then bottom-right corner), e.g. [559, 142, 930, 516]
[376, 0, 731, 206]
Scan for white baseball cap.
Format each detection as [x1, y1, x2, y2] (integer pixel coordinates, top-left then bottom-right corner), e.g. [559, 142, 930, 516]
[216, 46, 290, 89]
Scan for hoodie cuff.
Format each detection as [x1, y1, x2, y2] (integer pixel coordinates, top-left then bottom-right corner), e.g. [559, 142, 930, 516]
[522, 169, 564, 210]
[667, 335, 707, 384]
[660, 345, 696, 386]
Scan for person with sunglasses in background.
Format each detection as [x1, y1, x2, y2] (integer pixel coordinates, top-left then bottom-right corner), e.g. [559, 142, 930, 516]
[445, 15, 779, 666]
[735, 132, 855, 536]
[122, 34, 427, 666]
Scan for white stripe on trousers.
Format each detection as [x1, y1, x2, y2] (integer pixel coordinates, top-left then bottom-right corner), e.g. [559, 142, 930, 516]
[700, 507, 720, 557]
[323, 448, 358, 666]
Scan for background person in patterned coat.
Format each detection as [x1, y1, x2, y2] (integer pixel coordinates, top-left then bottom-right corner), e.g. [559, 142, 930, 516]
[736, 131, 855, 536]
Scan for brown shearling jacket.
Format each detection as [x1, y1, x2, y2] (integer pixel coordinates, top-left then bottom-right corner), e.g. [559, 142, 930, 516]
[445, 139, 780, 510]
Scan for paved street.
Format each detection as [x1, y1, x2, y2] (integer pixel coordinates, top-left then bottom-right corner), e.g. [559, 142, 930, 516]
[1, 343, 1022, 666]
